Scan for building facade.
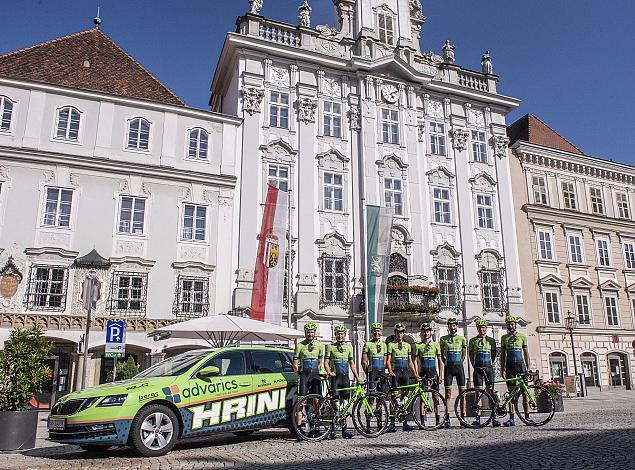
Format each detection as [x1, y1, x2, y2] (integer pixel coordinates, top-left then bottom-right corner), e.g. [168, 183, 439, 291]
[0, 29, 240, 400]
[510, 114, 635, 390]
[212, 0, 526, 355]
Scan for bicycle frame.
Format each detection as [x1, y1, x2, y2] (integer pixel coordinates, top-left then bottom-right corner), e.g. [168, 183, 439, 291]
[328, 382, 381, 418]
[387, 380, 435, 413]
[478, 373, 538, 409]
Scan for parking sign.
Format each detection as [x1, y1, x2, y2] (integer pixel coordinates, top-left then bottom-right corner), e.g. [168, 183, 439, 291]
[105, 320, 126, 358]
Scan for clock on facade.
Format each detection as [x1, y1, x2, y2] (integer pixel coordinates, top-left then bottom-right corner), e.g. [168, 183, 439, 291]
[381, 84, 399, 103]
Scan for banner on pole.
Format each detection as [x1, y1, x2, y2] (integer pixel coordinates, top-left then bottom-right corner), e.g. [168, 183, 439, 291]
[250, 184, 289, 324]
[366, 205, 393, 327]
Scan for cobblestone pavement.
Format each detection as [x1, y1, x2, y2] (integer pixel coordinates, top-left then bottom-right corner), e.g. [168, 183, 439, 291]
[1, 391, 633, 470]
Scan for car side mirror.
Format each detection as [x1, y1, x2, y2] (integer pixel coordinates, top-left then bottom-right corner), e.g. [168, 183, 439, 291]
[196, 366, 220, 379]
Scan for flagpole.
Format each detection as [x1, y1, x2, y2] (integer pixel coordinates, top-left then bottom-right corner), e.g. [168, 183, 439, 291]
[287, 189, 293, 329]
[361, 198, 369, 342]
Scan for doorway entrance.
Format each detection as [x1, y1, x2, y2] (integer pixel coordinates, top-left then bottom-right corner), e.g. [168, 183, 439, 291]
[548, 352, 568, 383]
[581, 352, 600, 388]
[607, 352, 631, 390]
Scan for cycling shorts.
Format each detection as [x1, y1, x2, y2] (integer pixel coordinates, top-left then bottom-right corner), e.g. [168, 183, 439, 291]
[368, 369, 389, 394]
[391, 369, 410, 391]
[444, 364, 466, 389]
[299, 369, 322, 396]
[419, 368, 439, 391]
[505, 363, 527, 390]
[473, 366, 494, 388]
[330, 374, 351, 399]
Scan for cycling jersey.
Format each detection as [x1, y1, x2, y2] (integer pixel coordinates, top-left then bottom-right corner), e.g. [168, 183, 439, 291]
[294, 340, 325, 372]
[468, 336, 497, 367]
[387, 341, 412, 371]
[362, 340, 387, 371]
[327, 342, 354, 375]
[501, 332, 527, 369]
[439, 334, 467, 365]
[415, 340, 441, 372]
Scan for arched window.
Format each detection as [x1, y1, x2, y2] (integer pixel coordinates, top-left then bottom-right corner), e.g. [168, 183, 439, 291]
[55, 106, 81, 141]
[127, 117, 150, 150]
[388, 253, 408, 286]
[188, 128, 209, 160]
[0, 96, 14, 131]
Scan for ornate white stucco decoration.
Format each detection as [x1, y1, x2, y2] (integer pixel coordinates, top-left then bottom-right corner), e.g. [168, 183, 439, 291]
[242, 87, 265, 115]
[297, 97, 318, 124]
[468, 108, 485, 127]
[323, 77, 341, 97]
[428, 100, 443, 119]
[298, 0, 311, 27]
[450, 128, 469, 151]
[248, 0, 263, 15]
[417, 121, 425, 142]
[348, 104, 361, 130]
[492, 135, 510, 159]
[270, 67, 289, 86]
[426, 166, 455, 187]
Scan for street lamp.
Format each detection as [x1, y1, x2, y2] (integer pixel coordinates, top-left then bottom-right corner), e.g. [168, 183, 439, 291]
[564, 310, 580, 396]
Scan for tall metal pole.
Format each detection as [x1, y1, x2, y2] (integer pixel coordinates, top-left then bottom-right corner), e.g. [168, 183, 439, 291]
[287, 189, 293, 329]
[570, 328, 579, 393]
[361, 198, 369, 341]
[81, 279, 92, 389]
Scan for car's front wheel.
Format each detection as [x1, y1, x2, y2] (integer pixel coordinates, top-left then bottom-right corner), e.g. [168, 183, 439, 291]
[129, 404, 179, 457]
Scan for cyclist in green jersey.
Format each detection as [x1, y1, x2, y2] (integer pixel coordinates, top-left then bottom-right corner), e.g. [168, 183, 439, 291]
[414, 322, 444, 427]
[468, 318, 500, 427]
[325, 325, 361, 439]
[293, 323, 325, 431]
[500, 315, 531, 426]
[439, 317, 467, 428]
[386, 323, 416, 432]
[362, 322, 388, 393]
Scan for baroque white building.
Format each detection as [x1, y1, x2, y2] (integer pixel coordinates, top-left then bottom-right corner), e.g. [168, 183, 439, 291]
[212, 0, 526, 351]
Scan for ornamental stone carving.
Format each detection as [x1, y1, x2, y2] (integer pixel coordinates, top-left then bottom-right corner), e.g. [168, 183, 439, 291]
[242, 87, 265, 115]
[348, 104, 361, 130]
[297, 97, 318, 124]
[442, 40, 455, 64]
[248, 0, 263, 15]
[270, 66, 289, 86]
[428, 100, 443, 119]
[450, 128, 469, 152]
[417, 121, 425, 142]
[323, 77, 341, 97]
[492, 135, 510, 159]
[298, 0, 311, 27]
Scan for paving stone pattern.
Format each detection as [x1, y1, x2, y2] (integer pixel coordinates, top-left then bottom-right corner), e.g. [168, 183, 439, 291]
[1, 391, 634, 470]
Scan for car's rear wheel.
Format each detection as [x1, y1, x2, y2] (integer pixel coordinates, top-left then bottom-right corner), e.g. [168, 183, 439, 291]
[129, 404, 179, 457]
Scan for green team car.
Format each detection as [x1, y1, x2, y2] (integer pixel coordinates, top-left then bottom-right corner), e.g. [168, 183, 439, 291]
[47, 346, 297, 456]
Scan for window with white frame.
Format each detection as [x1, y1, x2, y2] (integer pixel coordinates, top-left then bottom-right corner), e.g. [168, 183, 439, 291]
[187, 128, 209, 160]
[597, 238, 611, 266]
[0, 96, 14, 131]
[42, 187, 73, 227]
[109, 271, 148, 317]
[562, 181, 577, 210]
[481, 270, 502, 311]
[590, 187, 604, 215]
[377, 12, 394, 45]
[323, 101, 342, 138]
[182, 204, 206, 241]
[381, 108, 399, 144]
[433, 188, 451, 224]
[323, 172, 343, 212]
[624, 242, 635, 269]
[269, 91, 289, 129]
[605, 295, 619, 326]
[476, 194, 494, 229]
[118, 196, 145, 235]
[545, 291, 560, 323]
[471, 130, 488, 163]
[429, 122, 446, 155]
[616, 192, 630, 219]
[437, 266, 458, 308]
[267, 164, 289, 192]
[537, 230, 554, 260]
[320, 256, 348, 304]
[532, 175, 548, 205]
[576, 293, 591, 325]
[384, 178, 403, 216]
[55, 106, 80, 141]
[24, 266, 68, 311]
[568, 234, 584, 264]
[127, 117, 150, 150]
[174, 276, 209, 318]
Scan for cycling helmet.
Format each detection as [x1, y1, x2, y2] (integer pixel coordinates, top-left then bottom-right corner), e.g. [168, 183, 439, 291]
[505, 315, 518, 324]
[370, 322, 383, 330]
[420, 322, 432, 331]
[447, 317, 458, 325]
[394, 323, 406, 332]
[334, 325, 347, 333]
[475, 318, 489, 327]
[304, 322, 317, 331]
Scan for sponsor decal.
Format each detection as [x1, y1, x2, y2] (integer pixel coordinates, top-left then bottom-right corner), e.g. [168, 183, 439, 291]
[162, 380, 240, 405]
[162, 385, 182, 404]
[139, 391, 159, 402]
[126, 382, 149, 390]
[188, 387, 286, 431]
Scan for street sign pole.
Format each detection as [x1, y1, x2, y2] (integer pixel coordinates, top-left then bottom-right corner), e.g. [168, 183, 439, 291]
[80, 275, 95, 389]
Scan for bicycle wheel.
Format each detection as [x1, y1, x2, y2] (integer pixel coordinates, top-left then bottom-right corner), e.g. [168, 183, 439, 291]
[454, 388, 494, 429]
[291, 394, 334, 441]
[514, 385, 555, 426]
[351, 392, 390, 438]
[411, 388, 448, 430]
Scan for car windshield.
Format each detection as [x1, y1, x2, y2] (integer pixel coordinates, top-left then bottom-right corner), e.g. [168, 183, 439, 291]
[135, 350, 211, 378]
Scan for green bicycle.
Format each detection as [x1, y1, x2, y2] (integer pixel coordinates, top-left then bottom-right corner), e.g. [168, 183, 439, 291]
[455, 368, 555, 428]
[292, 381, 390, 441]
[381, 376, 448, 430]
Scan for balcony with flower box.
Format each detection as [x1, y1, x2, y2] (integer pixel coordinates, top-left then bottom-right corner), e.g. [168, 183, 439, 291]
[384, 285, 440, 320]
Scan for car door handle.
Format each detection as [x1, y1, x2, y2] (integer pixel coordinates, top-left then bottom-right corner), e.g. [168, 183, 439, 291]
[239, 382, 250, 387]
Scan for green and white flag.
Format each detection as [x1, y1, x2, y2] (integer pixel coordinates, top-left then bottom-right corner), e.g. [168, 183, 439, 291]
[365, 205, 394, 330]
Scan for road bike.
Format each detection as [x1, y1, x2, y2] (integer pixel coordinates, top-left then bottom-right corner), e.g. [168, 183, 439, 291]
[379, 376, 448, 430]
[455, 368, 555, 428]
[291, 380, 390, 441]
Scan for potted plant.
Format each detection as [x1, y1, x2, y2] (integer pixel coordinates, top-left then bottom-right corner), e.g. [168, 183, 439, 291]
[0, 326, 52, 450]
[540, 380, 566, 412]
[106, 356, 140, 382]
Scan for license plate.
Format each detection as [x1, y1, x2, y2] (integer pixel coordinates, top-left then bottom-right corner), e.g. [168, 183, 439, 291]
[48, 417, 65, 431]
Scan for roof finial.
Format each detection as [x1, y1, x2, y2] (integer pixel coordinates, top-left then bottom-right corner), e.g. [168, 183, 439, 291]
[93, 6, 102, 29]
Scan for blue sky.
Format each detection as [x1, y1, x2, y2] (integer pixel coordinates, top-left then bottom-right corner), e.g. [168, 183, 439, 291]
[1, 1, 634, 163]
